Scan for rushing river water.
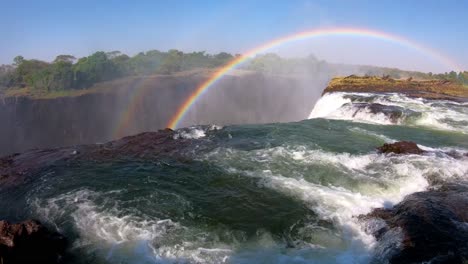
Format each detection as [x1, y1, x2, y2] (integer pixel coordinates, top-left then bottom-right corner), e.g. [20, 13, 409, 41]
[1, 92, 468, 263]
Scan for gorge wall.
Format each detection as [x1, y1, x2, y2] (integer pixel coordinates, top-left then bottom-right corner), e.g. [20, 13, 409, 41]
[0, 71, 326, 156]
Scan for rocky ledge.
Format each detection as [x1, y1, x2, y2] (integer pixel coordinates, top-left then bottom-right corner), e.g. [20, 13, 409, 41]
[377, 141, 425, 155]
[359, 141, 468, 263]
[1, 133, 467, 263]
[0, 219, 67, 263]
[351, 103, 420, 124]
[0, 128, 195, 262]
[362, 184, 468, 264]
[0, 128, 195, 188]
[376, 141, 468, 158]
[324, 75, 468, 101]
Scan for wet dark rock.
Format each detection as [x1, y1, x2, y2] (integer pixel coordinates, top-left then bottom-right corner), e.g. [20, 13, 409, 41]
[0, 72, 321, 156]
[362, 184, 468, 264]
[352, 103, 415, 123]
[0, 219, 67, 263]
[0, 129, 195, 187]
[444, 150, 468, 159]
[0, 148, 78, 187]
[78, 128, 189, 160]
[377, 141, 425, 155]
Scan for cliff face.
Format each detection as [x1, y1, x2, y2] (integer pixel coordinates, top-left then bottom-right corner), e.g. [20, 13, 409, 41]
[0, 71, 325, 156]
[0, 94, 119, 156]
[323, 76, 468, 101]
[0, 75, 196, 155]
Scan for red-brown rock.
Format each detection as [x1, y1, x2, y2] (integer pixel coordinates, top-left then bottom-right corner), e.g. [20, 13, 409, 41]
[377, 141, 424, 155]
[0, 219, 67, 263]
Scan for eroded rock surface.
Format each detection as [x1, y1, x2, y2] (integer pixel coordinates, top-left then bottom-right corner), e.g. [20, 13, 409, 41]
[362, 184, 468, 263]
[0, 129, 194, 188]
[0, 219, 67, 263]
[377, 141, 425, 155]
[324, 76, 468, 101]
[351, 103, 420, 123]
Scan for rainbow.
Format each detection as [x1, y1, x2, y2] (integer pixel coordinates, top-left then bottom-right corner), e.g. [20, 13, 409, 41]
[113, 77, 148, 138]
[111, 27, 461, 136]
[165, 27, 461, 129]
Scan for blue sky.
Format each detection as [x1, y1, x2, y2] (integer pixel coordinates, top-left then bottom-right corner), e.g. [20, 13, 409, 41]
[1, 0, 467, 72]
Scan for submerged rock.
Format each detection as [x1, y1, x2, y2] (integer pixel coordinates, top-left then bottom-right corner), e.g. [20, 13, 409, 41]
[444, 150, 468, 159]
[351, 103, 420, 123]
[352, 103, 403, 123]
[377, 141, 424, 155]
[0, 219, 67, 263]
[362, 184, 468, 264]
[0, 129, 194, 187]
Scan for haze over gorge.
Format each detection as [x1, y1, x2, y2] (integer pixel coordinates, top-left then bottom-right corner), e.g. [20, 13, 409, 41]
[0, 69, 323, 156]
[2, 1, 468, 263]
[1, 73, 468, 263]
[2, 50, 447, 156]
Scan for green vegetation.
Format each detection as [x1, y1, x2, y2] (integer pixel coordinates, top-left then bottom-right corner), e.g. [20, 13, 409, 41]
[243, 53, 328, 75]
[244, 53, 468, 85]
[241, 53, 426, 78]
[0, 49, 466, 98]
[0, 50, 235, 94]
[430, 71, 468, 85]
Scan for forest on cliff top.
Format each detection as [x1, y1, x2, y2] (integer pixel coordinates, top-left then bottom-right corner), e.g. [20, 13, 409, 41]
[1, 50, 467, 98]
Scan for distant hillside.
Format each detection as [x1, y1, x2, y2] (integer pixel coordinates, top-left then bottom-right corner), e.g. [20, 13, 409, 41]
[1, 50, 466, 99]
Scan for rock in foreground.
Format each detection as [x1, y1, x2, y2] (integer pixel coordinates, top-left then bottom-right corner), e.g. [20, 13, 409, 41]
[377, 141, 425, 155]
[0, 128, 193, 188]
[0, 219, 67, 263]
[363, 184, 468, 264]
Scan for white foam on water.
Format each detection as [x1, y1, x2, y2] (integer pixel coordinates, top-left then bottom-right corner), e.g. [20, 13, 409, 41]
[337, 104, 395, 125]
[34, 189, 235, 263]
[413, 110, 465, 132]
[308, 92, 351, 119]
[348, 127, 397, 143]
[307, 93, 396, 125]
[309, 92, 468, 133]
[31, 143, 468, 263]
[207, 124, 224, 131]
[202, 144, 468, 262]
[173, 124, 223, 140]
[174, 127, 206, 139]
[384, 95, 468, 132]
[35, 189, 178, 243]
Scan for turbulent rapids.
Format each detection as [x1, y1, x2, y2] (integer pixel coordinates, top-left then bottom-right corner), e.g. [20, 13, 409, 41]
[1, 90, 468, 263]
[309, 92, 468, 133]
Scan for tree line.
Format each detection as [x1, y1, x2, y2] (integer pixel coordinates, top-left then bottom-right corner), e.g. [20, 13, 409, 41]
[0, 50, 467, 93]
[0, 50, 235, 91]
[428, 71, 468, 85]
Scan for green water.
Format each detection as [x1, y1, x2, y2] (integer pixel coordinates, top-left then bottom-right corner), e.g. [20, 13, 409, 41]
[1, 93, 467, 263]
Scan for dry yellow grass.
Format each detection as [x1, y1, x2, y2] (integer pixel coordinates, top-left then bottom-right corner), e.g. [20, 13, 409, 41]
[324, 75, 468, 100]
